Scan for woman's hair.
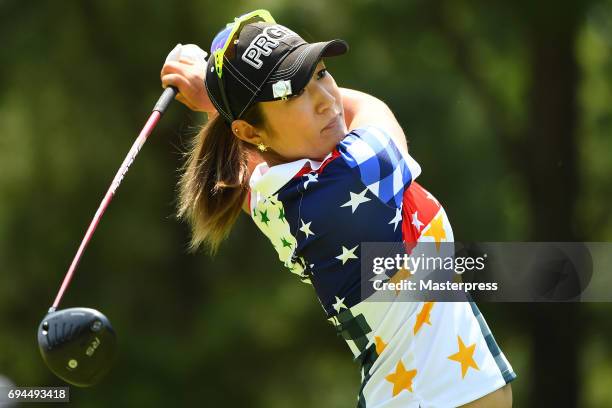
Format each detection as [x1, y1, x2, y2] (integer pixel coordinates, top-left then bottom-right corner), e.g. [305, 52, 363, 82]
[176, 105, 264, 254]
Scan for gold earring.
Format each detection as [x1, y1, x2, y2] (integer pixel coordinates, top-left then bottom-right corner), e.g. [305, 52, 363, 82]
[257, 142, 268, 152]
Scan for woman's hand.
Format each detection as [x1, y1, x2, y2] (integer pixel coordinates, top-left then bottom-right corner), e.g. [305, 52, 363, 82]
[160, 46, 215, 113]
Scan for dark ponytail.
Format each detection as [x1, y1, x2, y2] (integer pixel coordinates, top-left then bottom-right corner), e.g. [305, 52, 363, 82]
[176, 105, 264, 254]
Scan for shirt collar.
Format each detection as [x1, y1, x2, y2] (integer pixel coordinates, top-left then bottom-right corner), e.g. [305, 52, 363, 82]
[249, 151, 334, 198]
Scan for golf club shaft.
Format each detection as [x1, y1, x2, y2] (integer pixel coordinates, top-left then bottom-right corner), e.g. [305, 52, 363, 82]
[50, 87, 177, 313]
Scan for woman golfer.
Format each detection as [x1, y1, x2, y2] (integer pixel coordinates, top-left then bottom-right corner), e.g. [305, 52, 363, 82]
[161, 9, 515, 407]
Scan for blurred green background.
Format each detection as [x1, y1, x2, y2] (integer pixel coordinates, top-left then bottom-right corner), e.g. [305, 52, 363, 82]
[1, 0, 611, 406]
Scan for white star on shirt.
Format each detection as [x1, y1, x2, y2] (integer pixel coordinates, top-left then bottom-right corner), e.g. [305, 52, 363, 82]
[341, 188, 371, 213]
[336, 245, 359, 264]
[412, 211, 424, 232]
[425, 190, 439, 205]
[388, 207, 402, 231]
[303, 173, 319, 189]
[299, 219, 314, 238]
[332, 296, 348, 313]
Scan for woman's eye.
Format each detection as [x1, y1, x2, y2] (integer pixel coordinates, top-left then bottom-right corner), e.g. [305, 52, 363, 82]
[286, 87, 305, 101]
[287, 69, 327, 101]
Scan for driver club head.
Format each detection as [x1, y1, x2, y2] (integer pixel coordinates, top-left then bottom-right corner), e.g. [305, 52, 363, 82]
[37, 307, 117, 387]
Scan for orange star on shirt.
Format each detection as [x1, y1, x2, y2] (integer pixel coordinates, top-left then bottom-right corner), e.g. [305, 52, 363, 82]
[385, 360, 417, 396]
[389, 267, 412, 295]
[422, 214, 446, 251]
[448, 336, 480, 378]
[413, 302, 435, 335]
[375, 336, 387, 355]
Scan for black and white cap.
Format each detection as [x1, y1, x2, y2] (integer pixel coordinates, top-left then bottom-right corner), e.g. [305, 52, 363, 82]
[205, 22, 348, 123]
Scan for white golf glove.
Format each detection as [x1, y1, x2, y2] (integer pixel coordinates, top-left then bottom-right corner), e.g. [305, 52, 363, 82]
[165, 43, 208, 64]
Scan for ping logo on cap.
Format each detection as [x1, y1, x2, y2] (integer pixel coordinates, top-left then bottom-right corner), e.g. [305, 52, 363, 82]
[242, 26, 296, 69]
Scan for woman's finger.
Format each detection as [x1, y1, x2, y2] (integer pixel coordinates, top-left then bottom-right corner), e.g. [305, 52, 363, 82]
[175, 93, 197, 111]
[161, 73, 190, 91]
[175, 92, 188, 106]
[160, 61, 188, 78]
[178, 57, 196, 66]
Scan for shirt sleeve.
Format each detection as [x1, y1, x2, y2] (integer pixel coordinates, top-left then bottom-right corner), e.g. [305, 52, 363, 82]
[337, 125, 421, 208]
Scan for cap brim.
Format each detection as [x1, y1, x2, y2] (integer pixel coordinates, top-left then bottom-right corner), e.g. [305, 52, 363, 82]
[259, 39, 349, 101]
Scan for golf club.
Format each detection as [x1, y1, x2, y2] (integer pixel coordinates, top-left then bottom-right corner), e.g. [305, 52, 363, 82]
[37, 86, 177, 387]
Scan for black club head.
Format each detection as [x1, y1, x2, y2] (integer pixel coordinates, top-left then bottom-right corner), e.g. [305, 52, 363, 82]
[37, 308, 117, 387]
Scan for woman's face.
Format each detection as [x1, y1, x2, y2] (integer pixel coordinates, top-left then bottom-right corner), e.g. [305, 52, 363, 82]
[256, 61, 348, 163]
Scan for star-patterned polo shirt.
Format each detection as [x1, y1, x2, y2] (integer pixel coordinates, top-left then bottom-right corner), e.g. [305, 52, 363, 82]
[248, 125, 516, 407]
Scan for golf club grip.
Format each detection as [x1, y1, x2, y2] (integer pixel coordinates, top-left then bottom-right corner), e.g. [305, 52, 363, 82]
[153, 86, 177, 114]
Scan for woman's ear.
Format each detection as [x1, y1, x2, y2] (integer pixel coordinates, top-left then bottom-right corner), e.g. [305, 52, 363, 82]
[231, 119, 264, 146]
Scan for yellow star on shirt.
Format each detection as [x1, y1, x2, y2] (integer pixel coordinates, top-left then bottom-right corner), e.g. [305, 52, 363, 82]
[385, 360, 417, 396]
[422, 214, 446, 251]
[389, 267, 412, 295]
[375, 336, 387, 355]
[448, 336, 479, 379]
[413, 302, 434, 335]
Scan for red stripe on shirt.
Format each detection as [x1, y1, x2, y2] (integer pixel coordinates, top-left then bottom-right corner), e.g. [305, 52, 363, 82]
[401, 182, 442, 246]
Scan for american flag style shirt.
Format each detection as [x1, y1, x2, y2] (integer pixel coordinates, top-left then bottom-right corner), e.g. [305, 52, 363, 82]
[249, 125, 420, 300]
[248, 125, 516, 407]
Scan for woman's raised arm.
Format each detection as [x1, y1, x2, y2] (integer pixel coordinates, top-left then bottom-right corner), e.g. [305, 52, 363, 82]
[340, 88, 410, 157]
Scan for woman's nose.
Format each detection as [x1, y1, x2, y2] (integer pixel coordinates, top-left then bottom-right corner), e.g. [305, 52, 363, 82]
[313, 82, 336, 114]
